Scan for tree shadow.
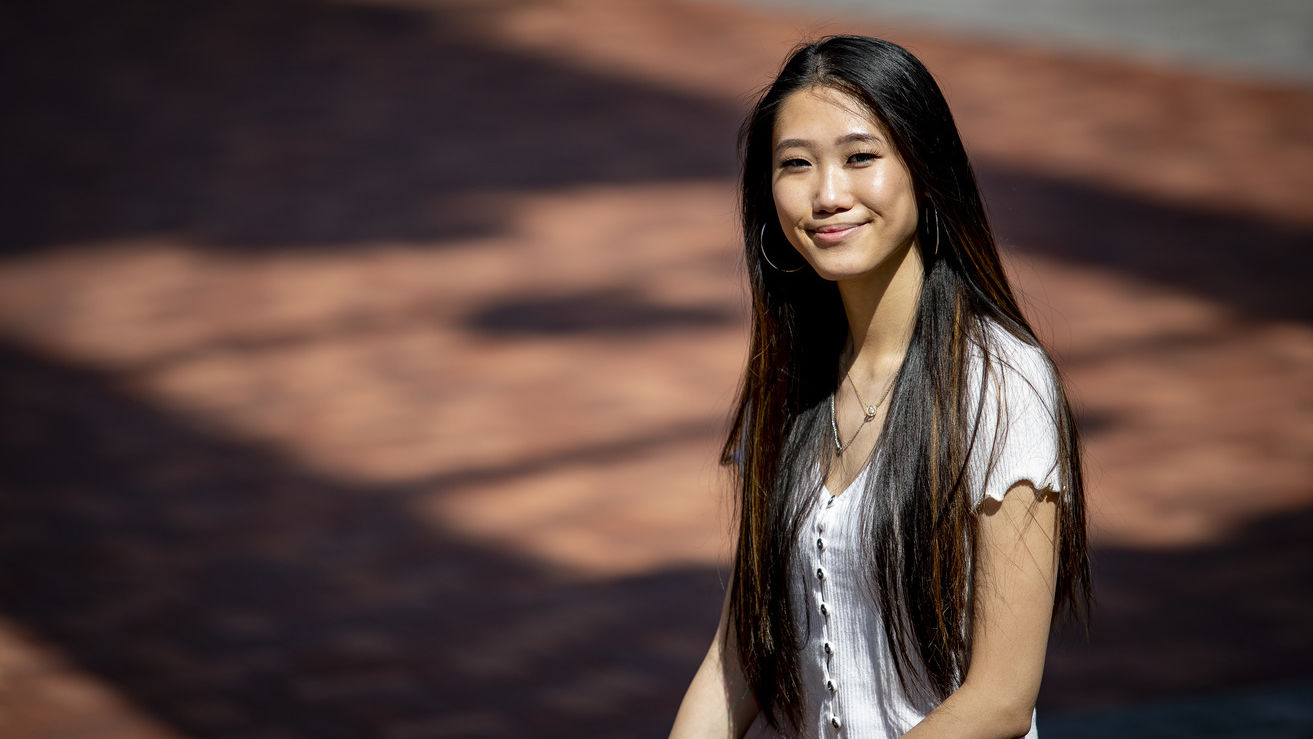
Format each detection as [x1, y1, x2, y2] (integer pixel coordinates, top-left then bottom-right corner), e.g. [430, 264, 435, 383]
[0, 0, 741, 251]
[980, 165, 1313, 325]
[462, 288, 738, 336]
[0, 339, 724, 737]
[1041, 504, 1313, 713]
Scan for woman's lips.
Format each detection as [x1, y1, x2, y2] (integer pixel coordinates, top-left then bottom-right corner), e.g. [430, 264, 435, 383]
[809, 222, 864, 245]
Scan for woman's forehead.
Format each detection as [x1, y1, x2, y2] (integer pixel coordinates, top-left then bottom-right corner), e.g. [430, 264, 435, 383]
[773, 85, 891, 145]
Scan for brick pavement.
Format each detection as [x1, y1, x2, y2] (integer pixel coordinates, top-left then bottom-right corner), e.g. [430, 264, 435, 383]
[0, 0, 1310, 736]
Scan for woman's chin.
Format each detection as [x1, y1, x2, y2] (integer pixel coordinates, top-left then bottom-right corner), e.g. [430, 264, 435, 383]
[806, 242, 919, 283]
[808, 257, 880, 283]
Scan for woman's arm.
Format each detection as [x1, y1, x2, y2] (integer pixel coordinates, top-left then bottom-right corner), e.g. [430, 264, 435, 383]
[902, 481, 1060, 739]
[669, 587, 761, 738]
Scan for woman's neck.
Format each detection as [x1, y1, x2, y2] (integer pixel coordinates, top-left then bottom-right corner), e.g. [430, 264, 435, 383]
[837, 243, 924, 385]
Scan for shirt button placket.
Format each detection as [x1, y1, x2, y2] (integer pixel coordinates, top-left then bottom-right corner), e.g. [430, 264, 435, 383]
[816, 494, 840, 735]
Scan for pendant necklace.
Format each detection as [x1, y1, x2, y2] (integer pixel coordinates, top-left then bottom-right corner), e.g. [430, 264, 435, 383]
[830, 370, 894, 454]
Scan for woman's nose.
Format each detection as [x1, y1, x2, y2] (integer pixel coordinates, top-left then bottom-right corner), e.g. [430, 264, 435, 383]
[813, 166, 853, 214]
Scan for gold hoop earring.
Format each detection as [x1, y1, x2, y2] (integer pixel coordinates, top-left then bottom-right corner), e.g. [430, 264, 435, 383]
[759, 224, 804, 273]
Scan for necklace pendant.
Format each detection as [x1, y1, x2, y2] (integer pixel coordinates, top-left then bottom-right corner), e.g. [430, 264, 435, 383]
[865, 406, 877, 421]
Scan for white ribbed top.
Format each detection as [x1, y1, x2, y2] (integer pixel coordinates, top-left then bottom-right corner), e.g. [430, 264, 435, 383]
[781, 326, 1061, 738]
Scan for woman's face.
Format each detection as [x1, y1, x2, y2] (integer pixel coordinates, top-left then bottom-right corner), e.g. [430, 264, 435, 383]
[771, 85, 920, 283]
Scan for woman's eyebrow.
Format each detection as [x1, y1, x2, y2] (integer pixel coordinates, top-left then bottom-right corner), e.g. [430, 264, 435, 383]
[774, 137, 812, 153]
[837, 132, 883, 146]
[774, 132, 884, 153]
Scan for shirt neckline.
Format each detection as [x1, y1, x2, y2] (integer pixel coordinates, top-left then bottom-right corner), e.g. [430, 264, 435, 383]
[822, 464, 870, 500]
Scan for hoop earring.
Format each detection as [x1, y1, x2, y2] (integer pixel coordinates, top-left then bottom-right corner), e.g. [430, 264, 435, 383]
[927, 201, 941, 257]
[759, 224, 804, 273]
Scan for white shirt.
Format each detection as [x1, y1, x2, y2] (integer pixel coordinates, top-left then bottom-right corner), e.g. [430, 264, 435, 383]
[782, 327, 1061, 738]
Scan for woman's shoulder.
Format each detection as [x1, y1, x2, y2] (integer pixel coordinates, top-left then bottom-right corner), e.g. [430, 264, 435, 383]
[964, 318, 1066, 502]
[968, 318, 1060, 406]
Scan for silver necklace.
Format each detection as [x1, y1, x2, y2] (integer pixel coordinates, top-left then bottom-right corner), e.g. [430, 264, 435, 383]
[830, 371, 894, 454]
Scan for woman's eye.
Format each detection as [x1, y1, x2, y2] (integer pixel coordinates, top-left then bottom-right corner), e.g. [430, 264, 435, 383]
[848, 152, 878, 165]
[780, 158, 810, 169]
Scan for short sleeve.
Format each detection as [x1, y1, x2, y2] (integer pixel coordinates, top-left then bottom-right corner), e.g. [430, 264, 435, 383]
[965, 328, 1064, 509]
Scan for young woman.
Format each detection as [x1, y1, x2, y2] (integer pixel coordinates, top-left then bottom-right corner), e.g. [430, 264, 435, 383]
[670, 36, 1090, 738]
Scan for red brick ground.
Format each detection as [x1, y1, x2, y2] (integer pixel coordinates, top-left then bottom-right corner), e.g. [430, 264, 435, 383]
[0, 0, 1309, 736]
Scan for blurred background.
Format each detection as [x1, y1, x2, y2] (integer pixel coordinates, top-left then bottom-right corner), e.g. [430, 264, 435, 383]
[0, 0, 1310, 737]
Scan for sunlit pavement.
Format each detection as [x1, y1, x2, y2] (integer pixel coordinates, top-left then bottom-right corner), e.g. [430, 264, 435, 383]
[0, 1, 1309, 737]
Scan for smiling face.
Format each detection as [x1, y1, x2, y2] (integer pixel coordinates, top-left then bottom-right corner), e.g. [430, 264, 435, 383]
[771, 85, 921, 284]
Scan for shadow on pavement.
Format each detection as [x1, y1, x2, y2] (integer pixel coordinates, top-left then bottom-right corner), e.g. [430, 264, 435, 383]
[0, 0, 740, 251]
[981, 166, 1313, 325]
[463, 288, 739, 337]
[0, 339, 724, 738]
[1041, 506, 1313, 713]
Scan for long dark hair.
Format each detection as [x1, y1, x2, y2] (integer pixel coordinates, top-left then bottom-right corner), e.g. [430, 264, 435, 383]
[723, 35, 1090, 730]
